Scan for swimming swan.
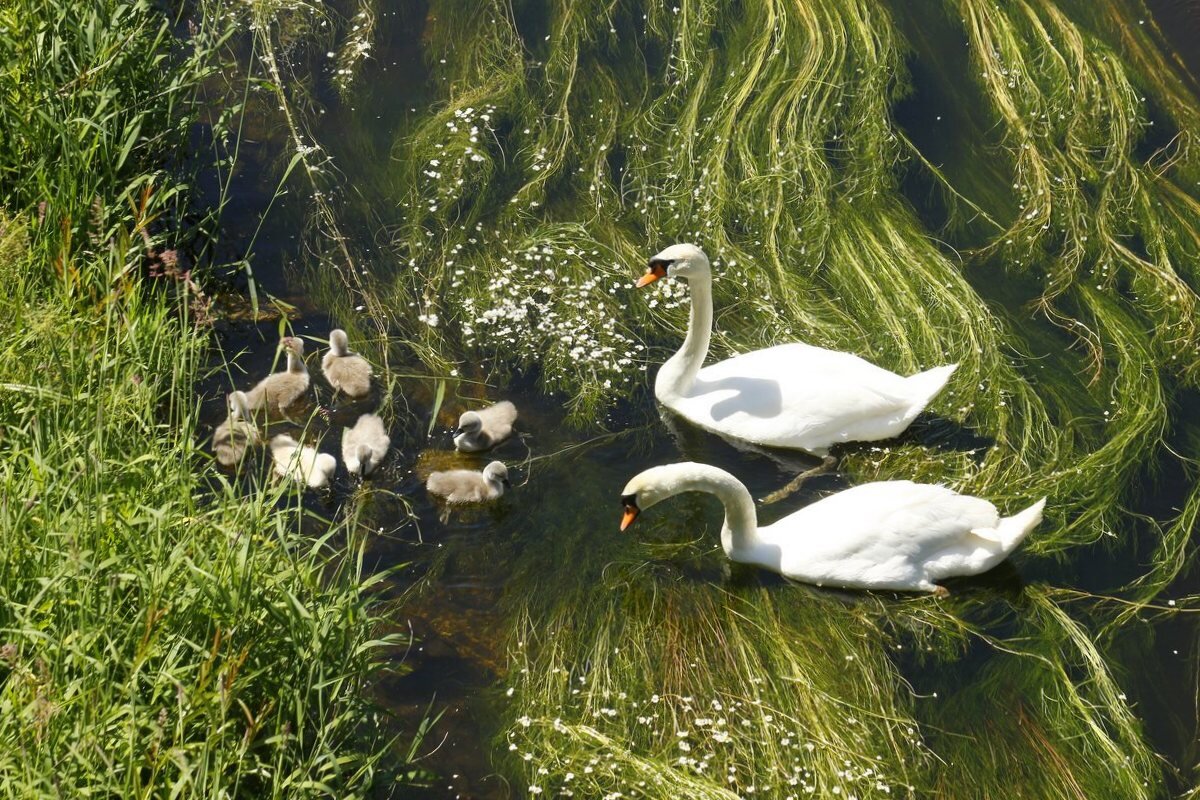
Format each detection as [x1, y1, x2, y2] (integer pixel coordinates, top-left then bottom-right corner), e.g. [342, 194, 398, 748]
[620, 462, 1044, 594]
[269, 434, 336, 489]
[426, 460, 509, 504]
[342, 413, 390, 477]
[322, 329, 373, 398]
[212, 390, 259, 466]
[246, 337, 310, 416]
[637, 244, 957, 458]
[454, 400, 518, 452]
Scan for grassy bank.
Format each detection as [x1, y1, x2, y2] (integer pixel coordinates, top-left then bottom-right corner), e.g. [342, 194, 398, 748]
[0, 1, 392, 795]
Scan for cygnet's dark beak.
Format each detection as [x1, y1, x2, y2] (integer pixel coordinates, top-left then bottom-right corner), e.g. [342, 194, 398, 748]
[502, 477, 512, 488]
[636, 259, 669, 288]
[453, 426, 465, 435]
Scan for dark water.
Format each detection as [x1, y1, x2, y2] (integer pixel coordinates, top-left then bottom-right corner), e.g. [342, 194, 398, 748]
[1146, 0, 1200, 83]
[193, 3, 1200, 797]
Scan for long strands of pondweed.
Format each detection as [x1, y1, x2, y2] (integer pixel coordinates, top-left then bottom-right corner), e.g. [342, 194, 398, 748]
[491, 450, 1174, 798]
[246, 0, 1200, 794]
[909, 588, 1162, 798]
[946, 0, 1200, 588]
[241, 0, 407, 373]
[501, 589, 931, 798]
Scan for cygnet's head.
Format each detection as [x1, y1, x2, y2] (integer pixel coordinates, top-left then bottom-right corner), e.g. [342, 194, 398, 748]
[483, 460, 510, 486]
[329, 329, 350, 355]
[348, 442, 374, 476]
[281, 336, 305, 356]
[455, 410, 483, 435]
[618, 464, 683, 531]
[637, 243, 711, 287]
[228, 390, 250, 419]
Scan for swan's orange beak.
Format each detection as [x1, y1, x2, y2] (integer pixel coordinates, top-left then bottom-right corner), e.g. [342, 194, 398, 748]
[620, 504, 640, 531]
[636, 262, 667, 288]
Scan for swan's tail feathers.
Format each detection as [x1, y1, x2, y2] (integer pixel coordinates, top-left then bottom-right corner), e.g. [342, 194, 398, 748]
[974, 497, 1046, 553]
[903, 363, 958, 420]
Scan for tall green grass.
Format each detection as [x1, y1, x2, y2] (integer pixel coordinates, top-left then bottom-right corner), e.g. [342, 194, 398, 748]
[0, 0, 400, 795]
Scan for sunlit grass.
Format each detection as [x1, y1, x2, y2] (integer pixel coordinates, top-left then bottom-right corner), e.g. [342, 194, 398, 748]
[0, 210, 394, 795]
[0, 0, 404, 794]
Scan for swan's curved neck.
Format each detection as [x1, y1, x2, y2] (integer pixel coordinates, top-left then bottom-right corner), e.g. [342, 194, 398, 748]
[662, 464, 775, 569]
[656, 275, 712, 398]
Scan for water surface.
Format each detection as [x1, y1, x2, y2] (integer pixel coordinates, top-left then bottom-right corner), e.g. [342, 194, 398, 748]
[200, 1, 1200, 796]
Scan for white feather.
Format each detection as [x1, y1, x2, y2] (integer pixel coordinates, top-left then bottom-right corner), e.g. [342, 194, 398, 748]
[342, 413, 390, 476]
[622, 462, 1044, 593]
[270, 434, 336, 489]
[644, 244, 956, 455]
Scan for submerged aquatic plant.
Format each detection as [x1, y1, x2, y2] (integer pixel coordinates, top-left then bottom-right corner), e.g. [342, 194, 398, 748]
[245, 0, 1200, 796]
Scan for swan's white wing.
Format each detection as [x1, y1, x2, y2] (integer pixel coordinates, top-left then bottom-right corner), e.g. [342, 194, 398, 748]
[765, 481, 1000, 588]
[668, 343, 918, 452]
[699, 343, 905, 385]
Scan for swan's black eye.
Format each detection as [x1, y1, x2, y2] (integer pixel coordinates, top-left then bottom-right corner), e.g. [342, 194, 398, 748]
[647, 258, 672, 270]
[620, 493, 638, 508]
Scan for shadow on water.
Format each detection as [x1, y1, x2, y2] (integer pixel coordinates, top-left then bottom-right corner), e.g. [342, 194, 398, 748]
[899, 412, 995, 458]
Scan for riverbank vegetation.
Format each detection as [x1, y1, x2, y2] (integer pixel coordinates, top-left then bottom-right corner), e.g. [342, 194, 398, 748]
[0, 0, 394, 795]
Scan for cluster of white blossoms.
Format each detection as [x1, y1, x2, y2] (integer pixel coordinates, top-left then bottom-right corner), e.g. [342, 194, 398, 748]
[501, 676, 915, 799]
[330, 8, 374, 93]
[453, 242, 647, 395]
[404, 101, 663, 408]
[416, 104, 499, 215]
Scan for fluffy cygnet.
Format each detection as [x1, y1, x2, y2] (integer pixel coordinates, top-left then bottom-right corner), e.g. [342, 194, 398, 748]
[269, 434, 336, 489]
[342, 413, 390, 477]
[426, 460, 509, 504]
[246, 337, 310, 416]
[321, 329, 373, 398]
[212, 390, 259, 466]
[453, 400, 518, 452]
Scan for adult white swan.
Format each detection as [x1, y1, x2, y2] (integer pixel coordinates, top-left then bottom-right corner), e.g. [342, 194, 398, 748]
[620, 462, 1045, 594]
[637, 244, 957, 496]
